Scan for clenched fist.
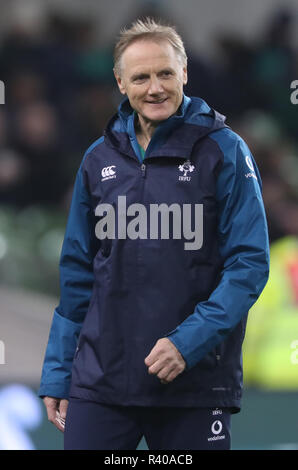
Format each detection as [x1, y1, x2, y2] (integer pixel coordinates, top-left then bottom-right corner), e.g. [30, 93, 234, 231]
[144, 338, 186, 384]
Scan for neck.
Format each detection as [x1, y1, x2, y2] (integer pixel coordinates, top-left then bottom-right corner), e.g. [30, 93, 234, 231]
[135, 114, 159, 150]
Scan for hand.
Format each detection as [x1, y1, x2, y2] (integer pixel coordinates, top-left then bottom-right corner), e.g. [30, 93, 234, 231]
[144, 338, 186, 384]
[43, 396, 69, 433]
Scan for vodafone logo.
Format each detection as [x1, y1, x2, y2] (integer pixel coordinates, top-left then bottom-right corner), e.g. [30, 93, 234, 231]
[245, 155, 257, 180]
[245, 156, 254, 172]
[207, 419, 226, 442]
[101, 165, 117, 182]
[211, 420, 223, 435]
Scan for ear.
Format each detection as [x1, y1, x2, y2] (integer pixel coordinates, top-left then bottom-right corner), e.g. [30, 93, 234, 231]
[183, 66, 188, 86]
[114, 68, 127, 95]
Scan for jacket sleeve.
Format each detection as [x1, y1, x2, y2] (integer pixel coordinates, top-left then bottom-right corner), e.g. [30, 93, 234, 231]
[38, 149, 99, 399]
[166, 132, 270, 369]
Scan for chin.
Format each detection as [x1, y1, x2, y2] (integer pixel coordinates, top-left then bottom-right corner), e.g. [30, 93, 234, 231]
[140, 103, 175, 122]
[147, 114, 169, 123]
[145, 109, 174, 123]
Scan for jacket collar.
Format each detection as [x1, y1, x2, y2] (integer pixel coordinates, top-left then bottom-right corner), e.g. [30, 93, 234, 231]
[104, 94, 227, 161]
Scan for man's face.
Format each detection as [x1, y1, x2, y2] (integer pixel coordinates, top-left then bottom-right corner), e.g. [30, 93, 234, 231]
[115, 39, 187, 124]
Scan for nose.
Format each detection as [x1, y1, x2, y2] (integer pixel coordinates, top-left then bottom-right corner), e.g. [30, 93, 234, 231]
[148, 76, 163, 95]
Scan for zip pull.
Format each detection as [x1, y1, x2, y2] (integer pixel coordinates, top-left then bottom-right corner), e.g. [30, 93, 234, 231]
[141, 163, 146, 177]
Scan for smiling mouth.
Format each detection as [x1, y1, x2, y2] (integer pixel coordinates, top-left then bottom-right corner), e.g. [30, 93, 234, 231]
[145, 98, 168, 104]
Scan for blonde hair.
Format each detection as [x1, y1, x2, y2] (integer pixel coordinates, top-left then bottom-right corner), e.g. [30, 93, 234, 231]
[114, 17, 187, 76]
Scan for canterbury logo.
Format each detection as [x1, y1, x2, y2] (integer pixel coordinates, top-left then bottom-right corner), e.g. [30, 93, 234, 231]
[102, 166, 116, 177]
[101, 165, 116, 181]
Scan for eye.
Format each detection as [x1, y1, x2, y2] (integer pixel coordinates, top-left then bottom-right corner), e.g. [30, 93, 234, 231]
[132, 74, 148, 83]
[160, 70, 173, 77]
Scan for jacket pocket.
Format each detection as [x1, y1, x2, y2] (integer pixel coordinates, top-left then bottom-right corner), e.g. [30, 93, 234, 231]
[197, 347, 218, 369]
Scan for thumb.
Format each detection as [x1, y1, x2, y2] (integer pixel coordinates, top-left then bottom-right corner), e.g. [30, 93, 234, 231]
[59, 399, 69, 420]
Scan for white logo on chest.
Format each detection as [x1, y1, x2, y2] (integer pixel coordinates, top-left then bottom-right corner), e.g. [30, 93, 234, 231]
[178, 161, 195, 181]
[101, 165, 116, 182]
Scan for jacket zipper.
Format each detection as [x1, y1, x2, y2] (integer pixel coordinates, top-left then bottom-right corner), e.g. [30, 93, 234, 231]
[124, 159, 146, 400]
[215, 345, 221, 365]
[141, 162, 146, 177]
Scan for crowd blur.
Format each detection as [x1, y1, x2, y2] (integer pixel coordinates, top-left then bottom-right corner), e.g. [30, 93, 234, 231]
[0, 6, 297, 240]
[0, 11, 117, 209]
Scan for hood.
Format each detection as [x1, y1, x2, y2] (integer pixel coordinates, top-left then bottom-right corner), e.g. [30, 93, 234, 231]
[104, 94, 228, 160]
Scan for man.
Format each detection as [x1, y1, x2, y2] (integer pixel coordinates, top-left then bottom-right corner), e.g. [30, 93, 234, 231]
[39, 18, 270, 450]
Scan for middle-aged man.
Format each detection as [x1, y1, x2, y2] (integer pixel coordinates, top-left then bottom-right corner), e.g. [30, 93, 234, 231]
[38, 18, 270, 450]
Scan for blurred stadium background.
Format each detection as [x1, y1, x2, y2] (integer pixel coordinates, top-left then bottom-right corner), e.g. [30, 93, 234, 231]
[1, 0, 298, 450]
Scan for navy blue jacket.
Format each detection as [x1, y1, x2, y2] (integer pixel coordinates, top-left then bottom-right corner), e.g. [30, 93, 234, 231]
[38, 95, 270, 411]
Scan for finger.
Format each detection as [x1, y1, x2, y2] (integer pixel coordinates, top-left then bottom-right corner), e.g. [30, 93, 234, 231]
[54, 410, 66, 433]
[144, 339, 168, 367]
[59, 399, 69, 420]
[160, 361, 185, 383]
[162, 367, 183, 383]
[148, 359, 164, 375]
[43, 397, 59, 423]
[157, 363, 174, 380]
[144, 347, 160, 367]
[160, 378, 169, 384]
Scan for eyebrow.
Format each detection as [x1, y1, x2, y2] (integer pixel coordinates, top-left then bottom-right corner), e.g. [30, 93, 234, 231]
[130, 68, 175, 81]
